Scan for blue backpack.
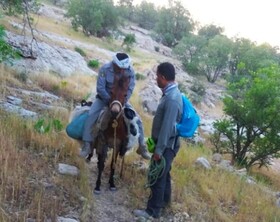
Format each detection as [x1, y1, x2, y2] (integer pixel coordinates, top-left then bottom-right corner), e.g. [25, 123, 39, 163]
[176, 94, 200, 138]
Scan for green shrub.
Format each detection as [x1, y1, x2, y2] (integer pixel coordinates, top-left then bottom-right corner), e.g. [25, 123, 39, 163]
[122, 34, 136, 52]
[34, 118, 63, 134]
[135, 72, 146, 80]
[190, 80, 206, 97]
[74, 47, 86, 57]
[88, 59, 100, 68]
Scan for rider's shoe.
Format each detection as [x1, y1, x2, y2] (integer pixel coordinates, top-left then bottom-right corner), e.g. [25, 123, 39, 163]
[79, 142, 91, 158]
[136, 144, 151, 160]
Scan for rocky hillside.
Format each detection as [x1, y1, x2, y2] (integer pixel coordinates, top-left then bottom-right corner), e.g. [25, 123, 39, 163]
[2, 3, 280, 222]
[2, 3, 224, 139]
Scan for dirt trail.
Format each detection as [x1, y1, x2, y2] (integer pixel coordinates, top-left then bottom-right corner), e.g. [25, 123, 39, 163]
[87, 156, 136, 222]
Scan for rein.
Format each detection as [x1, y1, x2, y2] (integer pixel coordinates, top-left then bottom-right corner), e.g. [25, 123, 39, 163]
[110, 100, 124, 171]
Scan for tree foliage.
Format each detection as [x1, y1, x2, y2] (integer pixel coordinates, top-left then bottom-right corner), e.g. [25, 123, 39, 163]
[0, 0, 24, 14]
[66, 0, 119, 37]
[155, 1, 193, 47]
[229, 38, 280, 76]
[0, 0, 39, 15]
[173, 33, 207, 75]
[198, 24, 224, 40]
[212, 66, 280, 169]
[0, 25, 19, 62]
[116, 0, 134, 21]
[199, 35, 232, 83]
[133, 1, 158, 30]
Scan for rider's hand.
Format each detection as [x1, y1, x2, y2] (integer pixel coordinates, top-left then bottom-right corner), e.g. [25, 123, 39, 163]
[153, 153, 161, 161]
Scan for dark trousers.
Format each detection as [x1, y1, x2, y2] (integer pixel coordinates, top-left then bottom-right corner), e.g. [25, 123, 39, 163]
[146, 147, 177, 218]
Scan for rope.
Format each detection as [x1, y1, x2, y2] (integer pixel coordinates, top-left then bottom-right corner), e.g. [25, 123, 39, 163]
[145, 157, 166, 188]
[112, 119, 118, 170]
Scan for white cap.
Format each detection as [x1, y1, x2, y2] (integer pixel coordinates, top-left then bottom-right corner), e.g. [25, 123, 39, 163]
[112, 53, 131, 69]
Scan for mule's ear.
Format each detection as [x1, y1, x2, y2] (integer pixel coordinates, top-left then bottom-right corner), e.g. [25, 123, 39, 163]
[124, 108, 136, 120]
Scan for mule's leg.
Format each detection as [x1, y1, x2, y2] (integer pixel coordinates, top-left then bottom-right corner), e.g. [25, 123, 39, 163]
[109, 152, 118, 191]
[94, 152, 106, 194]
[120, 156, 125, 178]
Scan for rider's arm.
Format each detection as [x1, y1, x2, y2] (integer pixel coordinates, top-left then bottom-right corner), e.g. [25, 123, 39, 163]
[96, 67, 111, 104]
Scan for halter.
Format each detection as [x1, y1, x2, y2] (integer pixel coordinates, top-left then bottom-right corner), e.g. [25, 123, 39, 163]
[109, 100, 123, 120]
[109, 99, 124, 171]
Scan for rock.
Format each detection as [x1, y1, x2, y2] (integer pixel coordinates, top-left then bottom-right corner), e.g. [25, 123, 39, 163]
[57, 217, 78, 222]
[195, 157, 211, 169]
[6, 31, 96, 77]
[7, 96, 22, 105]
[235, 168, 247, 177]
[218, 160, 234, 172]
[0, 102, 38, 119]
[38, 3, 67, 21]
[212, 153, 223, 164]
[58, 163, 79, 176]
[276, 198, 280, 208]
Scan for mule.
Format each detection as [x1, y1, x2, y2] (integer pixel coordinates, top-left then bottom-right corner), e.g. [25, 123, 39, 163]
[86, 73, 135, 194]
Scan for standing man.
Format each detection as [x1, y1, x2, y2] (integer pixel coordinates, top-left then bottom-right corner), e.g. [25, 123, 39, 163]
[133, 62, 183, 219]
[80, 52, 150, 160]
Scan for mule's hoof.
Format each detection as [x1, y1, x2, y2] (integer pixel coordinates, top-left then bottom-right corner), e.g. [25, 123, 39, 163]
[109, 187, 117, 191]
[94, 189, 101, 195]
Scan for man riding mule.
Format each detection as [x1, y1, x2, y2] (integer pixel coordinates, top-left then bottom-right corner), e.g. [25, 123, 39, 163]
[91, 72, 137, 193]
[80, 52, 150, 160]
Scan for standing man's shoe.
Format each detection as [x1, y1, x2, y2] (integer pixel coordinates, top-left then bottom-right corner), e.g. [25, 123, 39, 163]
[136, 145, 151, 160]
[79, 142, 91, 158]
[132, 209, 151, 219]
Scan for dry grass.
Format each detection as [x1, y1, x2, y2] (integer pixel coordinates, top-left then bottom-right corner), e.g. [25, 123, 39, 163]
[0, 110, 93, 221]
[123, 142, 280, 221]
[28, 72, 97, 103]
[1, 8, 280, 221]
[2, 62, 280, 221]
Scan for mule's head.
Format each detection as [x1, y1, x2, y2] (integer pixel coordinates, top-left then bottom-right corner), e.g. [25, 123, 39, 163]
[109, 74, 130, 118]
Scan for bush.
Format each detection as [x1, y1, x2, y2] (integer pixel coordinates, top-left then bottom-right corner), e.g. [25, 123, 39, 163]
[74, 47, 86, 57]
[122, 34, 136, 52]
[154, 46, 160, 52]
[190, 80, 206, 97]
[135, 73, 146, 80]
[88, 59, 100, 68]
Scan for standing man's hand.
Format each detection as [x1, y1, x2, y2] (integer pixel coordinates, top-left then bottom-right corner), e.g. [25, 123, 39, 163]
[153, 153, 161, 161]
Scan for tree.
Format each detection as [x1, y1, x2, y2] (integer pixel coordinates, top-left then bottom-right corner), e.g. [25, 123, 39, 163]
[198, 24, 224, 40]
[0, 0, 23, 14]
[199, 35, 232, 83]
[117, 0, 134, 21]
[134, 1, 158, 30]
[0, 0, 39, 58]
[212, 66, 280, 169]
[229, 38, 280, 77]
[173, 33, 207, 75]
[66, 0, 119, 37]
[155, 1, 193, 47]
